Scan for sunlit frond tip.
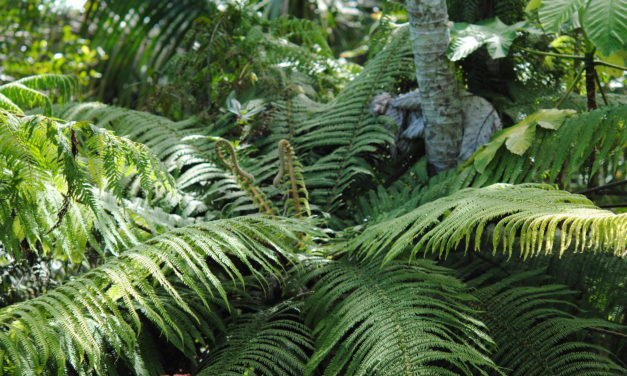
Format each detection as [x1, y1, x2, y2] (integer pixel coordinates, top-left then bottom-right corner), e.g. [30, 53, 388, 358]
[351, 184, 627, 262]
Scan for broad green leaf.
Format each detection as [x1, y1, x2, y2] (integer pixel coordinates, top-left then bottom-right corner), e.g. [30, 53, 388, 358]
[448, 18, 527, 61]
[533, 108, 577, 129]
[539, 0, 586, 32]
[583, 0, 627, 56]
[505, 121, 536, 155]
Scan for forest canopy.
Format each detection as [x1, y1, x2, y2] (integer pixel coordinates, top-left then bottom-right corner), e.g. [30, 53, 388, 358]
[0, 0, 625, 375]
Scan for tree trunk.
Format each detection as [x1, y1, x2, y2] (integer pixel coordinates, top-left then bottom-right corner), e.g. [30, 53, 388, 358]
[584, 52, 597, 110]
[405, 0, 463, 172]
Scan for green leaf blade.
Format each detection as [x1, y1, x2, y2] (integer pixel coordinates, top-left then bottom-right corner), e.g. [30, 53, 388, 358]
[539, 0, 587, 32]
[583, 0, 627, 55]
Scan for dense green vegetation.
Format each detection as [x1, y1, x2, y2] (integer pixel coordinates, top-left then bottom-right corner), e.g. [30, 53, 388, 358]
[0, 0, 625, 375]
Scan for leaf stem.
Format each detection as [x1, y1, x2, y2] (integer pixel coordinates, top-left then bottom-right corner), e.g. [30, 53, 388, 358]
[515, 46, 627, 71]
[593, 68, 609, 106]
[587, 327, 627, 338]
[517, 46, 585, 60]
[574, 179, 627, 194]
[594, 60, 627, 71]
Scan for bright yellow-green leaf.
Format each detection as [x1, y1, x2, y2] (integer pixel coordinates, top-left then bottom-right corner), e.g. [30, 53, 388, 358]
[505, 121, 536, 155]
[526, 0, 543, 12]
[533, 109, 576, 130]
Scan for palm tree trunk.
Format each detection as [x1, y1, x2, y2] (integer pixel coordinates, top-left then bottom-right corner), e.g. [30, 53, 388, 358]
[405, 0, 462, 172]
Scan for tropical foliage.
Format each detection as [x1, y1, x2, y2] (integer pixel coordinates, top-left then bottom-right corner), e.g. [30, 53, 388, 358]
[0, 0, 625, 375]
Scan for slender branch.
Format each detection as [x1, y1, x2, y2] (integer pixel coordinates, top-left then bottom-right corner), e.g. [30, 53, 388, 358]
[516, 46, 584, 60]
[594, 60, 627, 71]
[575, 179, 627, 194]
[515, 46, 627, 71]
[587, 327, 627, 338]
[593, 68, 609, 106]
[555, 66, 584, 109]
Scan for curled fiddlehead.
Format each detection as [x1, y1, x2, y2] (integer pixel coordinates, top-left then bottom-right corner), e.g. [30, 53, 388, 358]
[273, 139, 311, 218]
[215, 139, 275, 215]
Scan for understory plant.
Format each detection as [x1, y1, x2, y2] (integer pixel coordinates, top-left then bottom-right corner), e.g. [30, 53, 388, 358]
[0, 1, 626, 375]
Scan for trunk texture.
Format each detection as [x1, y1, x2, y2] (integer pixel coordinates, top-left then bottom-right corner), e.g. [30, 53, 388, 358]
[584, 52, 597, 110]
[405, 0, 463, 172]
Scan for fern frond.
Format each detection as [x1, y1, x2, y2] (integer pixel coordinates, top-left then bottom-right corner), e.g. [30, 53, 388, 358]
[13, 74, 78, 104]
[460, 266, 626, 376]
[0, 74, 78, 115]
[198, 301, 313, 376]
[248, 26, 412, 213]
[59, 103, 261, 216]
[523, 252, 627, 327]
[350, 159, 429, 227]
[59, 102, 207, 168]
[302, 257, 499, 375]
[416, 105, 627, 204]
[352, 105, 627, 231]
[464, 105, 627, 186]
[61, 26, 414, 215]
[0, 216, 307, 374]
[351, 184, 626, 263]
[293, 26, 412, 211]
[0, 111, 175, 258]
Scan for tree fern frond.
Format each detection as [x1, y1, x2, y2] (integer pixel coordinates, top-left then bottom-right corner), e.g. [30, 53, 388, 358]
[0, 92, 25, 114]
[58, 102, 207, 168]
[410, 105, 627, 206]
[349, 105, 627, 236]
[351, 184, 626, 263]
[464, 105, 627, 186]
[530, 252, 627, 323]
[302, 257, 499, 375]
[350, 159, 430, 227]
[198, 301, 313, 376]
[296, 26, 412, 211]
[0, 82, 53, 114]
[459, 265, 626, 376]
[0, 74, 78, 115]
[61, 26, 415, 215]
[14, 74, 78, 104]
[0, 216, 308, 374]
[247, 26, 413, 213]
[0, 111, 175, 258]
[58, 102, 260, 216]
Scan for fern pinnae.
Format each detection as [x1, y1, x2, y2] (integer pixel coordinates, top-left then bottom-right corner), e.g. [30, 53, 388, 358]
[350, 184, 626, 263]
[0, 74, 78, 115]
[302, 256, 499, 375]
[0, 112, 178, 259]
[456, 264, 626, 376]
[0, 216, 307, 373]
[197, 301, 313, 376]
